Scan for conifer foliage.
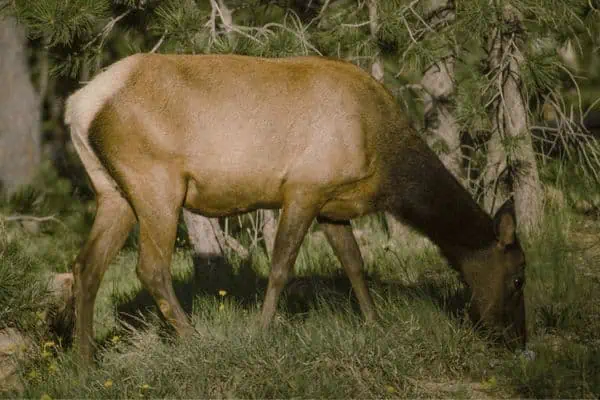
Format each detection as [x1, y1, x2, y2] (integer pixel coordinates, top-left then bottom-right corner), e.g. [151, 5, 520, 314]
[3, 0, 600, 232]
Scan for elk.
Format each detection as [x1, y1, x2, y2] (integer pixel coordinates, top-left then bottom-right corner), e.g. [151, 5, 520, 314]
[65, 54, 527, 361]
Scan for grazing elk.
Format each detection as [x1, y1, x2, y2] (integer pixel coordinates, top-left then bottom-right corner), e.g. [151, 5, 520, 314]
[65, 54, 527, 361]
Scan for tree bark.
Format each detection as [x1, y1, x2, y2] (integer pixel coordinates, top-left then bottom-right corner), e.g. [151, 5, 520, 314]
[0, 17, 41, 195]
[484, 22, 510, 212]
[503, 48, 543, 233]
[485, 5, 543, 233]
[367, 0, 384, 82]
[183, 210, 250, 260]
[420, 0, 464, 184]
[261, 210, 277, 258]
[182, 210, 223, 259]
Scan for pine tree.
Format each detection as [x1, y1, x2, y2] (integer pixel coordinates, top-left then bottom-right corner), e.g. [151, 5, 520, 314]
[482, 2, 543, 232]
[4, 0, 600, 236]
[377, 0, 599, 232]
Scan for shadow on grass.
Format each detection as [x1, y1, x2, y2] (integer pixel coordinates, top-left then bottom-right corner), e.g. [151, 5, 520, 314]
[114, 253, 471, 333]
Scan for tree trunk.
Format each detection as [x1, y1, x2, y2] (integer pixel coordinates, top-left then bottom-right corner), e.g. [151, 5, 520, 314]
[503, 48, 543, 233]
[367, 0, 384, 82]
[485, 5, 543, 233]
[0, 17, 41, 195]
[483, 127, 510, 213]
[420, 0, 464, 184]
[182, 210, 223, 259]
[261, 210, 277, 258]
[210, 0, 234, 43]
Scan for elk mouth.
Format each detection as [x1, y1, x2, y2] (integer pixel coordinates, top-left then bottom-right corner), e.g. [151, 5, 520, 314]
[468, 304, 527, 351]
[500, 326, 527, 351]
[501, 312, 528, 351]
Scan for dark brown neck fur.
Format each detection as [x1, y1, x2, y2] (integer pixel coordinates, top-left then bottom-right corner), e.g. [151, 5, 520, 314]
[383, 133, 496, 265]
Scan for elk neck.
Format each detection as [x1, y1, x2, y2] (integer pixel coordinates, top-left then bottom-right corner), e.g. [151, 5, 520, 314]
[382, 133, 497, 267]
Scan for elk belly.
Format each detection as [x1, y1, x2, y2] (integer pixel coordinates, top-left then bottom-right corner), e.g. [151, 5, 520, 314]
[183, 176, 282, 217]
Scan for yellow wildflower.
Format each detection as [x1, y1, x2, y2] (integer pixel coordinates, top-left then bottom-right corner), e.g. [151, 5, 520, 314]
[141, 384, 150, 391]
[482, 376, 497, 390]
[43, 341, 55, 349]
[111, 335, 120, 344]
[104, 380, 113, 389]
[385, 385, 396, 394]
[218, 289, 227, 297]
[48, 362, 58, 373]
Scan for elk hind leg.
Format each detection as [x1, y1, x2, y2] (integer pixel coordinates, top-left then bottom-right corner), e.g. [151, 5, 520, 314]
[73, 193, 135, 362]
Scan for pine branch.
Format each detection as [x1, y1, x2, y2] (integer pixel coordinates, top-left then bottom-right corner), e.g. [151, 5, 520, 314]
[150, 30, 167, 52]
[209, 219, 249, 259]
[2, 214, 65, 226]
[82, 9, 132, 52]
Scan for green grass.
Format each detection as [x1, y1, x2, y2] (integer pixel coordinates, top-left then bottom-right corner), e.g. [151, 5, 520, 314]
[0, 236, 51, 332]
[2, 164, 600, 399]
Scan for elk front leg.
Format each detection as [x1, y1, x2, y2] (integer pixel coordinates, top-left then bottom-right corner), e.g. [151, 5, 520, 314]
[124, 168, 194, 337]
[136, 209, 193, 336]
[260, 199, 319, 328]
[319, 219, 377, 323]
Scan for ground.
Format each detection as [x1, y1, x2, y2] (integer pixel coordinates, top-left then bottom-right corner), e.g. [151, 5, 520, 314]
[1, 166, 599, 398]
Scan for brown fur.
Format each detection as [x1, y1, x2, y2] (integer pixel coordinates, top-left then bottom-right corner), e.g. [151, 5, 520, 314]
[65, 54, 527, 362]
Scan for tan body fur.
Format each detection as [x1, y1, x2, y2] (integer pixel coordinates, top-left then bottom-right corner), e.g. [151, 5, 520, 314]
[65, 54, 527, 362]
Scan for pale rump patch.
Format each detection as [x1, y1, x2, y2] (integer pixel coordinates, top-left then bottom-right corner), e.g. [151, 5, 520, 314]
[63, 54, 141, 194]
[64, 54, 140, 133]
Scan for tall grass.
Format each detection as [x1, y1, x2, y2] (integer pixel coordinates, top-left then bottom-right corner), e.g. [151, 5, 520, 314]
[0, 235, 50, 332]
[2, 163, 599, 398]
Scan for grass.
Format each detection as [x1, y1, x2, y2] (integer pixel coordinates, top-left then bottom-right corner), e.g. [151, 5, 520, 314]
[0, 237, 51, 332]
[1, 163, 600, 398]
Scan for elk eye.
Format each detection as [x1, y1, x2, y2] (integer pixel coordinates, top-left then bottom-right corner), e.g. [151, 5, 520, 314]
[514, 278, 524, 290]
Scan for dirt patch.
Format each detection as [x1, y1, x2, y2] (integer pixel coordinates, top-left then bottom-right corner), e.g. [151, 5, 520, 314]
[568, 217, 600, 282]
[409, 377, 512, 399]
[0, 328, 30, 394]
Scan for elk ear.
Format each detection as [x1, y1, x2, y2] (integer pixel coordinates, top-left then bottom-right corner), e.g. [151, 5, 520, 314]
[493, 199, 516, 248]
